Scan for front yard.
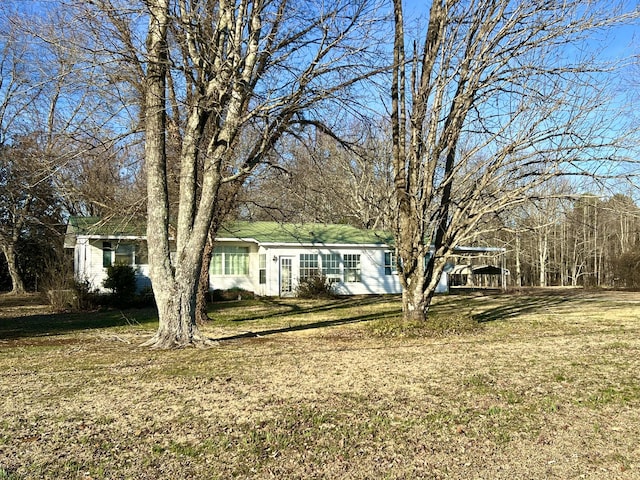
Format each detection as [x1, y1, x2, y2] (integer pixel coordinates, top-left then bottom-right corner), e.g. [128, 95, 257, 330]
[1, 290, 639, 479]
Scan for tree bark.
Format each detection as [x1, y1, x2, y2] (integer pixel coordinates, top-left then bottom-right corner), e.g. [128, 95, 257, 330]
[1, 243, 26, 295]
[142, 0, 204, 348]
[195, 234, 214, 325]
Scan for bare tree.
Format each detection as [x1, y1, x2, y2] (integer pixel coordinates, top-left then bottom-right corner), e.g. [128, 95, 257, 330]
[142, 0, 386, 347]
[242, 121, 396, 230]
[391, 0, 637, 321]
[0, 6, 66, 293]
[0, 136, 61, 294]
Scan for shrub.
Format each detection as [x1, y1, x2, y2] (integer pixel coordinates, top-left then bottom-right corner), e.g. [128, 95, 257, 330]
[210, 288, 255, 301]
[103, 264, 137, 303]
[41, 257, 95, 312]
[295, 274, 336, 299]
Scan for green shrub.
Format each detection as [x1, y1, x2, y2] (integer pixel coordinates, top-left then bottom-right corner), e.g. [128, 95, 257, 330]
[103, 264, 137, 302]
[295, 274, 336, 299]
[210, 288, 255, 301]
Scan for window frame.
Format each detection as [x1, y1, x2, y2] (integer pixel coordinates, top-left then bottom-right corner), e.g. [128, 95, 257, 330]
[211, 245, 250, 276]
[299, 253, 319, 280]
[259, 253, 267, 284]
[102, 240, 148, 268]
[321, 253, 342, 284]
[343, 254, 361, 283]
[384, 251, 397, 275]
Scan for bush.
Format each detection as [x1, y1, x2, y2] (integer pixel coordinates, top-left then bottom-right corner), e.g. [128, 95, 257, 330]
[103, 264, 137, 303]
[295, 274, 336, 299]
[210, 288, 255, 301]
[41, 257, 95, 312]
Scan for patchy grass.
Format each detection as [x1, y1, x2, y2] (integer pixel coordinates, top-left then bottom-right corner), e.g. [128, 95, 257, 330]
[368, 311, 482, 338]
[1, 289, 640, 478]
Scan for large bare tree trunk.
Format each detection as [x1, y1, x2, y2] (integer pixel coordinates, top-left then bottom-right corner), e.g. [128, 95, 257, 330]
[142, 0, 203, 348]
[390, 0, 631, 317]
[139, 0, 385, 346]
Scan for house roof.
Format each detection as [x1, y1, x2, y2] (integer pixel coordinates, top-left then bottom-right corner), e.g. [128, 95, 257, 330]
[64, 217, 394, 247]
[66, 216, 147, 237]
[218, 221, 394, 246]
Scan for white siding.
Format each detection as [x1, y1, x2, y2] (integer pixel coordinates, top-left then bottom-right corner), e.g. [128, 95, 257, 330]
[208, 241, 259, 293]
[74, 236, 151, 293]
[259, 246, 402, 297]
[74, 236, 406, 297]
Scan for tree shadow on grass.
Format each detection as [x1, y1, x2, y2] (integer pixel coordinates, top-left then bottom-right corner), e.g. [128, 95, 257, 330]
[207, 294, 399, 323]
[0, 308, 158, 341]
[209, 306, 402, 342]
[471, 292, 575, 323]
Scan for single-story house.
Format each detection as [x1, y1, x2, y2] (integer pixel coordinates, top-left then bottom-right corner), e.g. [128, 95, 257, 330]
[64, 216, 153, 293]
[64, 217, 505, 296]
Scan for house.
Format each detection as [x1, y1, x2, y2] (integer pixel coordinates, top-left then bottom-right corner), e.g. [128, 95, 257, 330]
[64, 217, 505, 296]
[64, 216, 153, 293]
[211, 221, 404, 296]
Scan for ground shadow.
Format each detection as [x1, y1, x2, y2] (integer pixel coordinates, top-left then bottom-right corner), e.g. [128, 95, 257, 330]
[0, 307, 158, 341]
[471, 291, 575, 323]
[207, 295, 398, 323]
[209, 307, 401, 342]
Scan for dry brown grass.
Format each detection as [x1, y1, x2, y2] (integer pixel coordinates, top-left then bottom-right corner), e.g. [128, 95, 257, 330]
[1, 289, 639, 479]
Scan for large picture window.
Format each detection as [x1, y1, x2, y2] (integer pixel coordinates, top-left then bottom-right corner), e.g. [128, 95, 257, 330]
[343, 254, 361, 282]
[211, 246, 249, 275]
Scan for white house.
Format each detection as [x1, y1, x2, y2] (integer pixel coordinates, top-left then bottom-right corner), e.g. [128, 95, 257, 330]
[210, 221, 405, 296]
[64, 216, 153, 293]
[65, 217, 504, 296]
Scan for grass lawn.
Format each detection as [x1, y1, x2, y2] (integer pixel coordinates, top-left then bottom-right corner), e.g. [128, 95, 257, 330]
[1, 289, 639, 479]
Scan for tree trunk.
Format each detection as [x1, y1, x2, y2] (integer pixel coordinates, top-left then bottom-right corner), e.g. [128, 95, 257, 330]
[515, 231, 522, 287]
[2, 243, 26, 294]
[143, 0, 204, 348]
[400, 260, 427, 322]
[196, 235, 214, 325]
[538, 229, 548, 287]
[145, 268, 206, 348]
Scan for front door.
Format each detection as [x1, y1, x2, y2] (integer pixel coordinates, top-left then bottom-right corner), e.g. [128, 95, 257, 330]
[279, 256, 293, 297]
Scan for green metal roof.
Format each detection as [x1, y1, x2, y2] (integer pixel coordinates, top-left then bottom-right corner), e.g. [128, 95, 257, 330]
[66, 217, 394, 246]
[218, 221, 394, 246]
[66, 216, 147, 237]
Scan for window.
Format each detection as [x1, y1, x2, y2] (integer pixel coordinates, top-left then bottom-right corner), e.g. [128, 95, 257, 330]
[321, 253, 341, 283]
[115, 244, 134, 265]
[384, 251, 397, 275]
[211, 246, 249, 275]
[102, 242, 113, 267]
[135, 243, 148, 265]
[343, 254, 361, 282]
[103, 241, 148, 267]
[259, 254, 266, 284]
[299, 253, 319, 280]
